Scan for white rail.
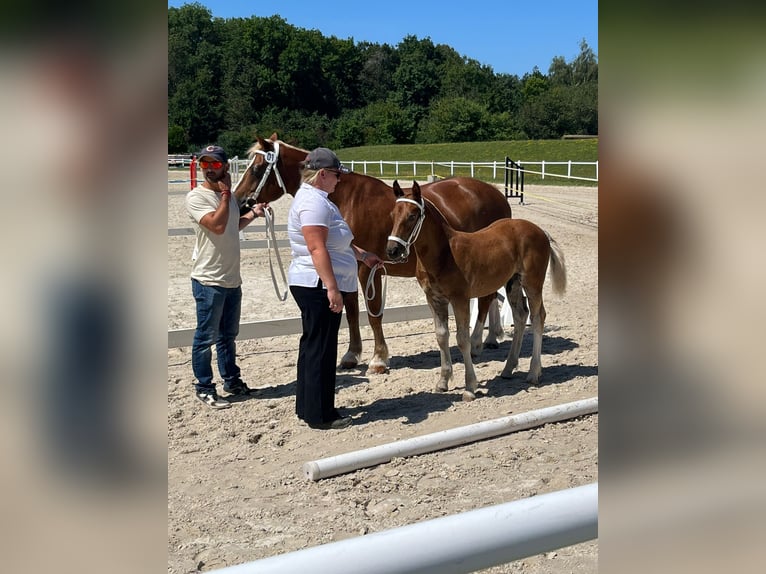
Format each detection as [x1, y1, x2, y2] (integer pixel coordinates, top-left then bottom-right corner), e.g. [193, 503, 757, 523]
[211, 483, 598, 574]
[304, 397, 598, 481]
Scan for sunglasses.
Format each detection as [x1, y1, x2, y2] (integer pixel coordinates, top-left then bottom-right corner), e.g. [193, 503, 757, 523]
[325, 169, 341, 179]
[199, 160, 224, 169]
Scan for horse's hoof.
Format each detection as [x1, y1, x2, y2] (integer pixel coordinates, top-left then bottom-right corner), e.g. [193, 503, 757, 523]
[525, 374, 540, 385]
[462, 390, 476, 402]
[500, 367, 515, 379]
[339, 352, 359, 369]
[367, 361, 388, 375]
[435, 383, 449, 393]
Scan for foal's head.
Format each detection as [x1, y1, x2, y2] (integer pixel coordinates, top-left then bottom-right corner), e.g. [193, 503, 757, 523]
[386, 181, 426, 262]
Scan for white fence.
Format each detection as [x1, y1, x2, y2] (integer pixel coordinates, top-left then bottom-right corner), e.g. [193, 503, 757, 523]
[168, 303, 438, 348]
[226, 158, 599, 183]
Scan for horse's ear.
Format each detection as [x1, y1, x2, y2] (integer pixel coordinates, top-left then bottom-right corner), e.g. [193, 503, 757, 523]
[393, 180, 404, 198]
[412, 181, 421, 201]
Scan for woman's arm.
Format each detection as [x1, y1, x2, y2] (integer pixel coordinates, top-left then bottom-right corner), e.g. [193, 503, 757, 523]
[303, 225, 344, 312]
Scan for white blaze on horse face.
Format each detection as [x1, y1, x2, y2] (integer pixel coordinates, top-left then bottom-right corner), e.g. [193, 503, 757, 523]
[388, 196, 426, 259]
[235, 140, 284, 203]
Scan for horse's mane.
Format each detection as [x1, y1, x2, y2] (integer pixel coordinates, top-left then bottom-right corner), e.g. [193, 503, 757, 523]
[246, 138, 308, 159]
[420, 196, 457, 239]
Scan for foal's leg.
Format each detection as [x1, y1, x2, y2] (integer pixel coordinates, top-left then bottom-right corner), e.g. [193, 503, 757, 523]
[340, 291, 363, 369]
[501, 276, 529, 378]
[469, 294, 494, 358]
[453, 298, 480, 401]
[483, 296, 505, 348]
[428, 294, 453, 393]
[525, 287, 546, 385]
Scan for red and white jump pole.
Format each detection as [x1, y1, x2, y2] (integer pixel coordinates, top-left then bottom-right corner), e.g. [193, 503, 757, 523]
[190, 155, 197, 189]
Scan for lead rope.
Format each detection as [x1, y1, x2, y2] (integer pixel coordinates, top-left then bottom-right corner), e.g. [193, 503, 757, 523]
[367, 195, 426, 317]
[364, 263, 388, 318]
[263, 207, 289, 301]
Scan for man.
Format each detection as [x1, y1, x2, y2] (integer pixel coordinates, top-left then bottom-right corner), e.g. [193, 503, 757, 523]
[185, 145, 267, 409]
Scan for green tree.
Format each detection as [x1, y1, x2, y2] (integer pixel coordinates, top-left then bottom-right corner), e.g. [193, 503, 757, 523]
[357, 42, 398, 104]
[168, 124, 189, 153]
[572, 39, 598, 85]
[392, 35, 441, 111]
[168, 4, 228, 147]
[548, 55, 573, 86]
[416, 97, 493, 143]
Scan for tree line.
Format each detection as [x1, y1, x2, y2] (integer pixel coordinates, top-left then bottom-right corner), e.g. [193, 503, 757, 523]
[168, 3, 598, 157]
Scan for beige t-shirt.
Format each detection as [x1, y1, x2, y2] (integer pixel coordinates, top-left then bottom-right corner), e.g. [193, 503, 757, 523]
[185, 185, 241, 288]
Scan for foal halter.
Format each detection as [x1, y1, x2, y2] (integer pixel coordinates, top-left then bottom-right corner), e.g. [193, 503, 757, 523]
[232, 140, 287, 204]
[387, 196, 426, 259]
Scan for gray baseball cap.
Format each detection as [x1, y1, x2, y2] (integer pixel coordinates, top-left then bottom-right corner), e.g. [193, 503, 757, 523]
[304, 147, 350, 173]
[196, 144, 228, 163]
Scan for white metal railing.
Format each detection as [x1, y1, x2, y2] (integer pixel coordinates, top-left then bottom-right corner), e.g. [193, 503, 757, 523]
[222, 158, 599, 184]
[342, 160, 598, 183]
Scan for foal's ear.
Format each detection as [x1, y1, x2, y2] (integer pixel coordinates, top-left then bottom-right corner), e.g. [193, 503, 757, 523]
[412, 181, 421, 201]
[393, 180, 404, 198]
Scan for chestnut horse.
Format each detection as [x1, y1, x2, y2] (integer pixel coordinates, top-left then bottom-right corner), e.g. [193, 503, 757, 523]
[233, 133, 512, 373]
[386, 181, 566, 401]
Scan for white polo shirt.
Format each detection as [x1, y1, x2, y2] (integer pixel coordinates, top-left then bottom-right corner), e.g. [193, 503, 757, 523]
[287, 182, 358, 292]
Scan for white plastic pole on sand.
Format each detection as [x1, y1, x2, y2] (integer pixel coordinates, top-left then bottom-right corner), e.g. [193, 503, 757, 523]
[304, 397, 597, 481]
[212, 483, 598, 574]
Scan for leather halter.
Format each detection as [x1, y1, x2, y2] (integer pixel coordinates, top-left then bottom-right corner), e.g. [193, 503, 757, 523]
[232, 140, 287, 203]
[387, 196, 425, 259]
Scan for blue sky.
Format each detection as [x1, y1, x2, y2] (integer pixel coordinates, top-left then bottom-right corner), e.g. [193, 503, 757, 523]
[168, 1, 597, 77]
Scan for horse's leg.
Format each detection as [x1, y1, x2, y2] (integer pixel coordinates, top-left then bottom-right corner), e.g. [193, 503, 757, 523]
[501, 275, 529, 379]
[339, 291, 362, 369]
[525, 286, 546, 385]
[454, 298, 479, 401]
[483, 295, 504, 349]
[364, 268, 389, 374]
[366, 312, 389, 374]
[469, 294, 493, 359]
[428, 294, 453, 393]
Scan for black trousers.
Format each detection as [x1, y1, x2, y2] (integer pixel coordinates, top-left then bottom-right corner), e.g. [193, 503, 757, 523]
[289, 284, 350, 425]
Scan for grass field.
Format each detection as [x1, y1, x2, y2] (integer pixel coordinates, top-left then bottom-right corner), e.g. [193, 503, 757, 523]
[337, 139, 599, 186]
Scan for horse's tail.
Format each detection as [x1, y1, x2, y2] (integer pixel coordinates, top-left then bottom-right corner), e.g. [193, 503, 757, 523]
[546, 232, 567, 296]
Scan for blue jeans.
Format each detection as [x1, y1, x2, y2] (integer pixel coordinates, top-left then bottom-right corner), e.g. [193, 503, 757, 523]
[191, 279, 242, 394]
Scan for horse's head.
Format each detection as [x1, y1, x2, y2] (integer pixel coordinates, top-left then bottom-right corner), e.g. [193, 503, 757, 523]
[232, 132, 307, 207]
[386, 181, 425, 262]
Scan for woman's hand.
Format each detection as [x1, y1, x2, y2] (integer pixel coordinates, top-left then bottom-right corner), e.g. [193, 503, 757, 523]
[361, 251, 384, 269]
[327, 287, 343, 313]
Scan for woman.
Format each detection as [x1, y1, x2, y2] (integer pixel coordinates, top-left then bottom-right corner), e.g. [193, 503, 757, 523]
[287, 148, 383, 429]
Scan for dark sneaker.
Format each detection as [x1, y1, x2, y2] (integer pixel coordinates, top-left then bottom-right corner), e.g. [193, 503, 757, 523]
[308, 416, 352, 430]
[223, 381, 258, 396]
[195, 391, 231, 409]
